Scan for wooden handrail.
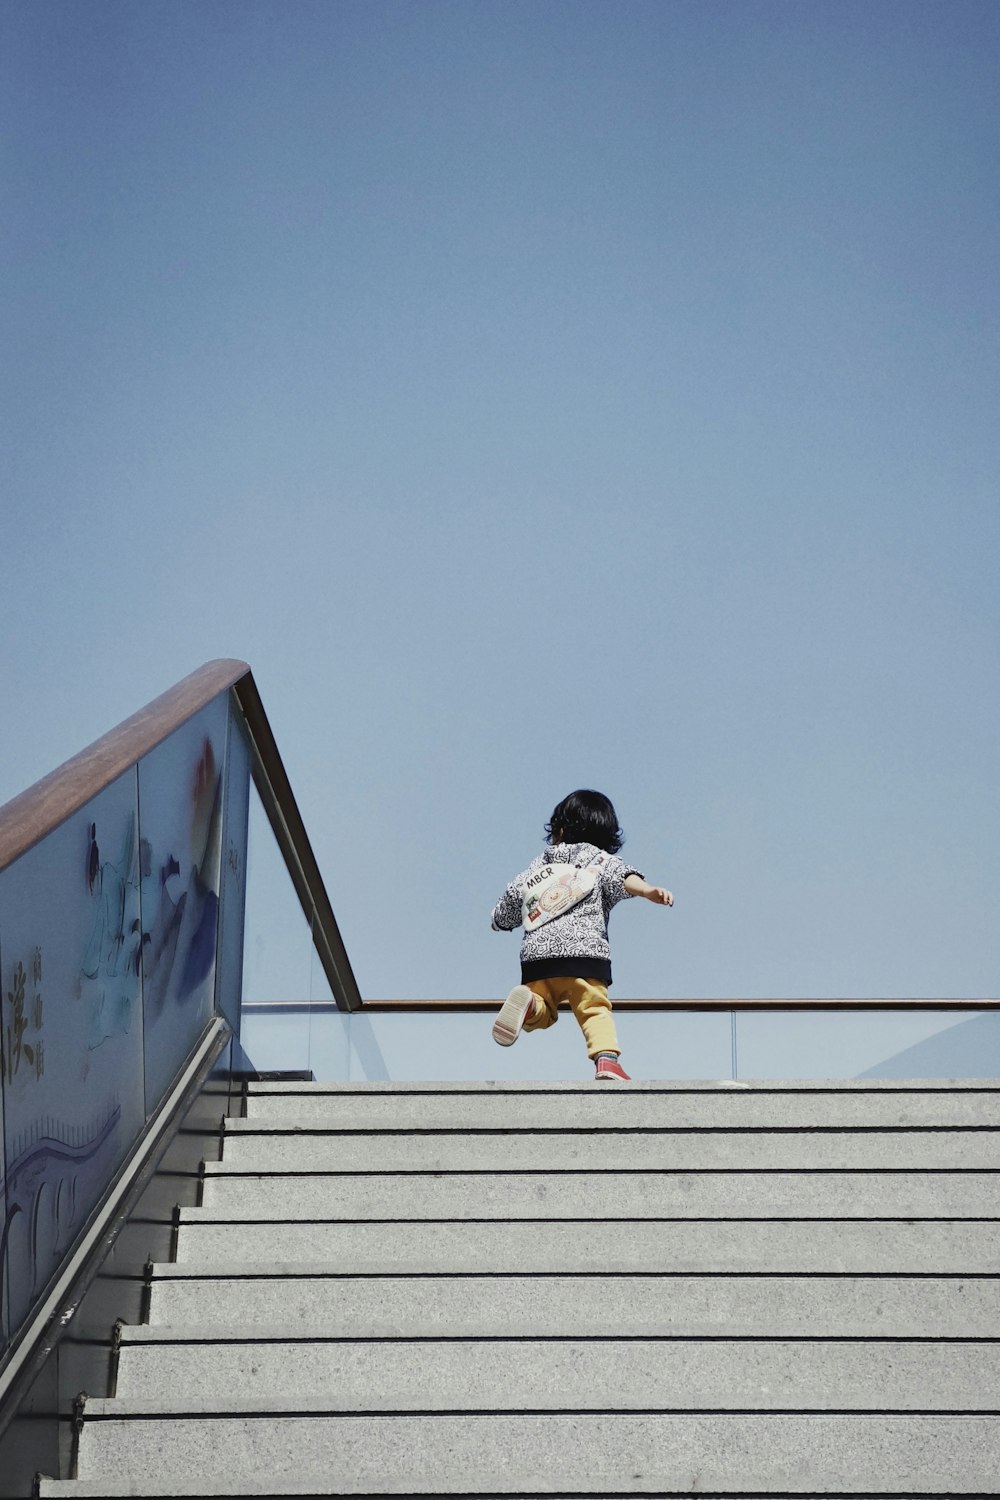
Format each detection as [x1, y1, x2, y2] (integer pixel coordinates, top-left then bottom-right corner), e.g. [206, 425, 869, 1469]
[244, 996, 1000, 1012]
[0, 659, 250, 873]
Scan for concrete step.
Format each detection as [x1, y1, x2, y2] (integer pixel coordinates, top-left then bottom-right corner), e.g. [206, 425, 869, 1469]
[173, 1217, 1000, 1273]
[242, 1084, 1000, 1131]
[197, 1167, 1000, 1220]
[43, 1076, 1000, 1500]
[40, 1412, 1000, 1494]
[221, 1123, 1000, 1171]
[112, 1336, 1000, 1411]
[145, 1269, 1000, 1337]
[247, 1079, 1000, 1093]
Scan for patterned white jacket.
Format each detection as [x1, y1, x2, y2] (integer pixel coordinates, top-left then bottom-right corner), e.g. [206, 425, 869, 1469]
[491, 841, 642, 985]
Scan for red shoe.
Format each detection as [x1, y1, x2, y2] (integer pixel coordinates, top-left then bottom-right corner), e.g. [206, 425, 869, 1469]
[594, 1054, 631, 1082]
[492, 986, 537, 1046]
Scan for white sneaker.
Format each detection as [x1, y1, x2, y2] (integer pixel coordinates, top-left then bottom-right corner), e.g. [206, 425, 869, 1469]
[492, 985, 536, 1046]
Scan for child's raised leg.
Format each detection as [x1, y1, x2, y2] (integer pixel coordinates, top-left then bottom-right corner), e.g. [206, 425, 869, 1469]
[491, 980, 556, 1046]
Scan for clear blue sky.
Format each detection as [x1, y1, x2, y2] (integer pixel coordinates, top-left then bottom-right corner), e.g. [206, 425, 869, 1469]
[2, 0, 998, 1000]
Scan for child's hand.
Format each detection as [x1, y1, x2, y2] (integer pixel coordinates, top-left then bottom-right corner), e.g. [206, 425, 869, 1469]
[625, 873, 674, 905]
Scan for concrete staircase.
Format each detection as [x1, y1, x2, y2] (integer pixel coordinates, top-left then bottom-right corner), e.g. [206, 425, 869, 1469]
[39, 1080, 1000, 1496]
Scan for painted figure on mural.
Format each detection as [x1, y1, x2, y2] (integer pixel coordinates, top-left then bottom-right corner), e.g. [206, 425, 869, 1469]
[81, 817, 142, 1050]
[142, 737, 223, 1015]
[1, 935, 121, 1342]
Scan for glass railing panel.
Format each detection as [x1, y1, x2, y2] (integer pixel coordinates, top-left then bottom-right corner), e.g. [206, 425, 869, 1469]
[239, 1003, 1000, 1084]
[241, 785, 314, 1008]
[237, 1005, 338, 1077]
[343, 1009, 733, 1083]
[136, 695, 229, 1108]
[856, 1009, 1000, 1079]
[237, 1005, 733, 1083]
[611, 1011, 734, 1082]
[237, 784, 344, 1078]
[734, 1008, 996, 1079]
[0, 767, 146, 1349]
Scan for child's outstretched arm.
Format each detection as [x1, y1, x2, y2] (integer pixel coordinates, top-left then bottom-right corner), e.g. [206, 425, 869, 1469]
[624, 874, 674, 906]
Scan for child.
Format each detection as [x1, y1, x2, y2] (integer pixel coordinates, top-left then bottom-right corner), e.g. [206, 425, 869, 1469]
[490, 789, 673, 1081]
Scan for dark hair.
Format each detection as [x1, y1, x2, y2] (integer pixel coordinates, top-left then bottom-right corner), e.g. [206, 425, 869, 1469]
[545, 789, 624, 854]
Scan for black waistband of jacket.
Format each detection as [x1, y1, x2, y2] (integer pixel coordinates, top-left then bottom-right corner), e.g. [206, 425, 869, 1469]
[520, 956, 613, 986]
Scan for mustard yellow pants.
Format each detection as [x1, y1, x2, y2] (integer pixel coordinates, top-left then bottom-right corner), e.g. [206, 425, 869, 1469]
[522, 976, 619, 1059]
